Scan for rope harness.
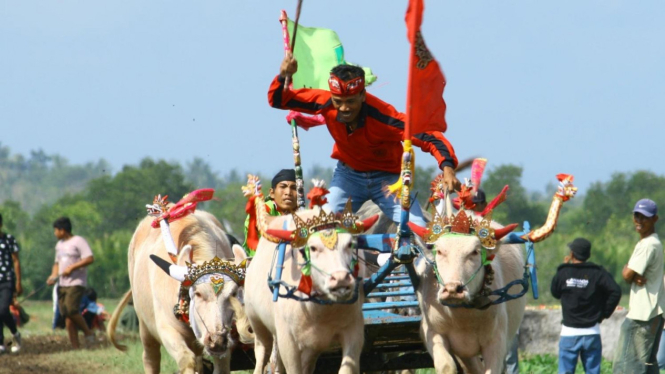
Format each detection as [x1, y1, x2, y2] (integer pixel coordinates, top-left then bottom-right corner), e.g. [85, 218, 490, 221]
[267, 229, 361, 305]
[416, 234, 532, 310]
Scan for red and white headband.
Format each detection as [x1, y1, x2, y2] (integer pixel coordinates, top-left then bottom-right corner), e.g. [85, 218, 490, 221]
[328, 74, 364, 96]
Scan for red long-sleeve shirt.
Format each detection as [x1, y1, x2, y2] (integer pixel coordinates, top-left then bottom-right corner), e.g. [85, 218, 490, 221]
[268, 75, 457, 174]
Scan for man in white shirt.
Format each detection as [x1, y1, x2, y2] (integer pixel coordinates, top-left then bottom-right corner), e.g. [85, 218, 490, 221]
[613, 199, 664, 374]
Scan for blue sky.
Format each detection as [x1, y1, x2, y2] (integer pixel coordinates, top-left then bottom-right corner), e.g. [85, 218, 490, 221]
[1, 0, 663, 192]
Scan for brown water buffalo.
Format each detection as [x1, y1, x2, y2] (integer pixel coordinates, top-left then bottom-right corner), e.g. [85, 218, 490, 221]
[411, 216, 525, 374]
[244, 207, 377, 374]
[107, 210, 252, 374]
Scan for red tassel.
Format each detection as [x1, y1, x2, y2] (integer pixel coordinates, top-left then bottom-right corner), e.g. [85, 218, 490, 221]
[307, 187, 330, 209]
[245, 199, 259, 252]
[297, 274, 313, 295]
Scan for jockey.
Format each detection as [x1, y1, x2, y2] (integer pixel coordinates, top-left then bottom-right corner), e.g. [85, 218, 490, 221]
[242, 169, 297, 256]
[268, 55, 460, 226]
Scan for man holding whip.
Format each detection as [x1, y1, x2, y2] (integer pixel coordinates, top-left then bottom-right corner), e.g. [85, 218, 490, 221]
[268, 2, 459, 225]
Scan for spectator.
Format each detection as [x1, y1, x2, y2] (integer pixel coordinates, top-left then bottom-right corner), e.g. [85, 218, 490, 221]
[53, 287, 109, 331]
[656, 276, 665, 370]
[505, 334, 520, 374]
[53, 287, 107, 332]
[613, 199, 664, 374]
[551, 237, 621, 374]
[0, 213, 22, 354]
[119, 298, 139, 333]
[80, 288, 108, 331]
[46, 217, 96, 349]
[472, 188, 488, 214]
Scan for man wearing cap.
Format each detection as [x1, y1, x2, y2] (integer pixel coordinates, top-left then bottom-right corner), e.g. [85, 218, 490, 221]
[268, 55, 460, 226]
[613, 198, 664, 373]
[551, 238, 622, 374]
[242, 169, 297, 256]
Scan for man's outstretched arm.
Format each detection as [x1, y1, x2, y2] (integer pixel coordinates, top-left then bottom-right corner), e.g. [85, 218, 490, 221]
[412, 131, 460, 191]
[268, 54, 331, 115]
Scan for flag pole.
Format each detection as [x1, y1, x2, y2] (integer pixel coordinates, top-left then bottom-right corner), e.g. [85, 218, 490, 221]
[291, 119, 305, 209]
[281, 0, 303, 92]
[405, 1, 418, 142]
[280, 10, 306, 209]
[290, 0, 304, 54]
[399, 1, 420, 233]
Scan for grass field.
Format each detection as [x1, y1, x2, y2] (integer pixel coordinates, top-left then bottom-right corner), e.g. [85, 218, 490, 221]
[0, 299, 636, 374]
[3, 299, 178, 374]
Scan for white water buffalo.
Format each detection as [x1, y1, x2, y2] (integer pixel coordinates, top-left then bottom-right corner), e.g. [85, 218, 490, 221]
[410, 216, 525, 374]
[107, 210, 252, 374]
[245, 208, 377, 374]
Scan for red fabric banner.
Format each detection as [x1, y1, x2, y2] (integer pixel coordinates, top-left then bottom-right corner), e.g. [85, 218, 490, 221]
[405, 0, 448, 138]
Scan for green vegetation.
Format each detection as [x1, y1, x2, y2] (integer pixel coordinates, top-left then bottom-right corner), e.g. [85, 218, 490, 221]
[2, 145, 665, 306]
[415, 355, 615, 374]
[520, 353, 614, 373]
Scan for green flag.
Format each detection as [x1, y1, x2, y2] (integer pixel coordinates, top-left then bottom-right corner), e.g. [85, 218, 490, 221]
[287, 19, 377, 90]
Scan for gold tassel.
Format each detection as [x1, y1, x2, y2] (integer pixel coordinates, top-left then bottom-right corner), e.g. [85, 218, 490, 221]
[384, 141, 415, 203]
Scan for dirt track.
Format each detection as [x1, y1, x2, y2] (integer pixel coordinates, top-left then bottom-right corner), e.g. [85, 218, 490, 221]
[1, 335, 112, 374]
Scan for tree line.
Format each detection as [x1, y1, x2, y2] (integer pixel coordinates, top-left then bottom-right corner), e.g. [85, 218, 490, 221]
[1, 144, 663, 304]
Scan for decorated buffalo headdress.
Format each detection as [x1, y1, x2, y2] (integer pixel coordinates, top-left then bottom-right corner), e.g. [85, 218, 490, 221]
[149, 250, 247, 324]
[415, 210, 516, 250]
[411, 173, 578, 249]
[145, 189, 246, 293]
[149, 254, 246, 295]
[146, 189, 215, 263]
[267, 199, 379, 248]
[413, 173, 516, 250]
[264, 199, 377, 298]
[145, 189, 248, 323]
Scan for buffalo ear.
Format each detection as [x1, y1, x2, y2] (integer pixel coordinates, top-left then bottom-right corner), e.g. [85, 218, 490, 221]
[177, 244, 193, 266]
[232, 244, 248, 266]
[150, 254, 187, 282]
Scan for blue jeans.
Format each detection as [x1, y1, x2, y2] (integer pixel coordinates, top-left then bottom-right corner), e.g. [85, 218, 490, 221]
[656, 329, 665, 370]
[559, 334, 602, 374]
[327, 162, 426, 226]
[505, 334, 519, 374]
[613, 315, 664, 374]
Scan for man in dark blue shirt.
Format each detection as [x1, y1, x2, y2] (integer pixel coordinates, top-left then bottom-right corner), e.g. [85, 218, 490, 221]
[551, 238, 621, 374]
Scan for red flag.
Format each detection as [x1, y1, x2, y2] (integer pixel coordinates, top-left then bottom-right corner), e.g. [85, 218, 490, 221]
[405, 0, 447, 139]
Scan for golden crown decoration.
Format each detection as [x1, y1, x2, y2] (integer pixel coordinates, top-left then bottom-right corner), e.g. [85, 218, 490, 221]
[181, 256, 246, 289]
[289, 199, 362, 248]
[146, 194, 170, 217]
[425, 210, 499, 249]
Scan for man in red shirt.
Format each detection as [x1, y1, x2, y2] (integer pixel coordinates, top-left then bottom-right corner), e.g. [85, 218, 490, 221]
[268, 54, 459, 225]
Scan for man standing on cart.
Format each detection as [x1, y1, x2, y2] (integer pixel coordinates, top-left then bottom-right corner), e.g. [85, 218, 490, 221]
[268, 55, 459, 225]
